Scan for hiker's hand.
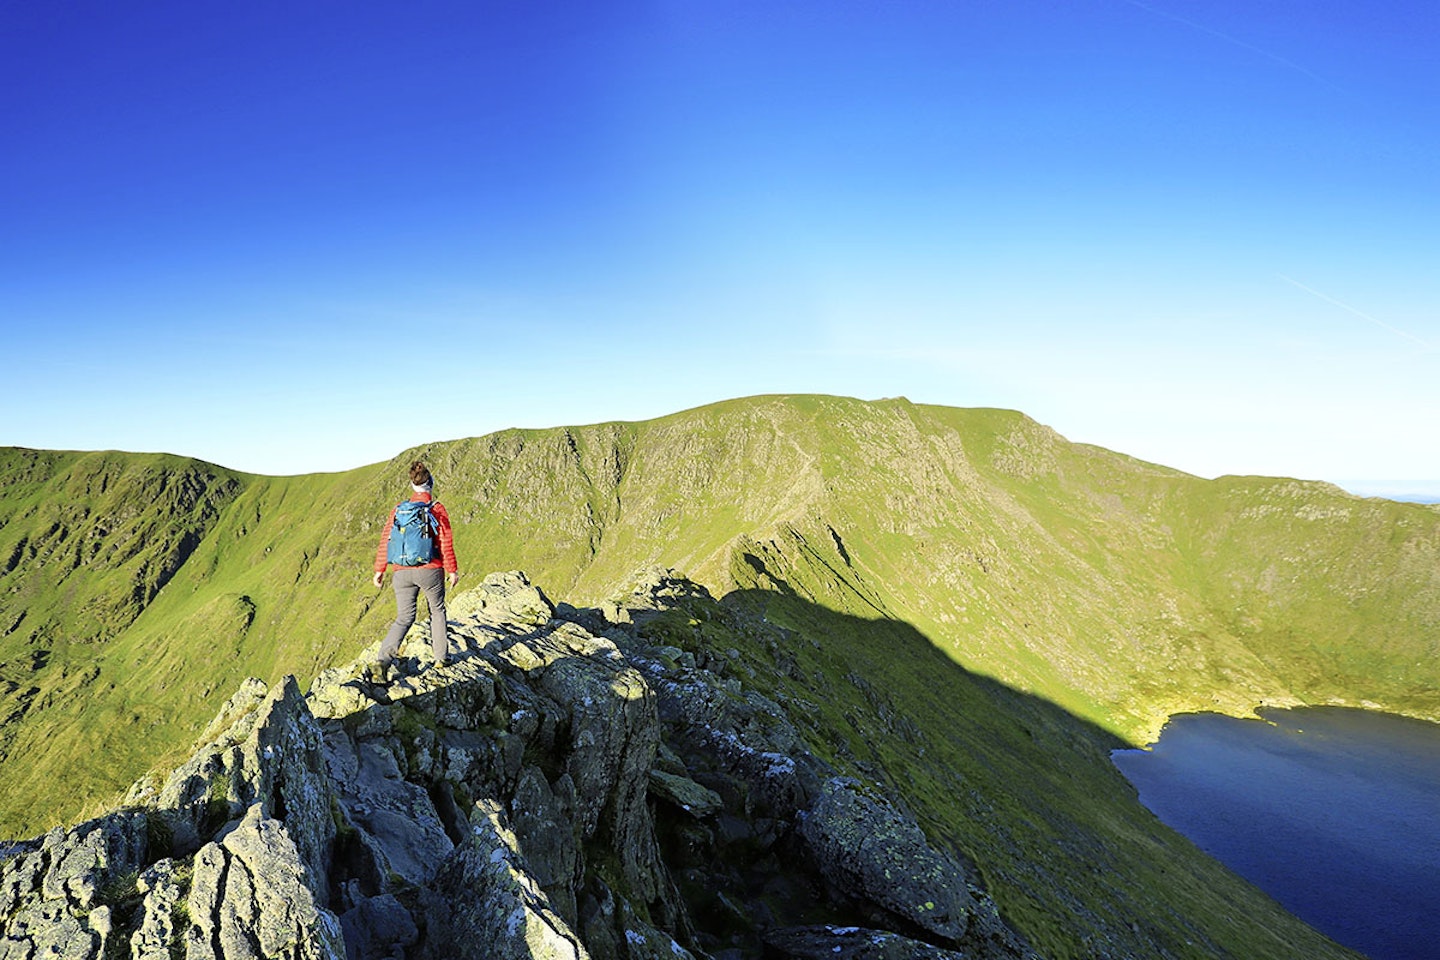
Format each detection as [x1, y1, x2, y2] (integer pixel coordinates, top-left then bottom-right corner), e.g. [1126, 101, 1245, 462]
[447, 571, 460, 588]
[372, 571, 384, 588]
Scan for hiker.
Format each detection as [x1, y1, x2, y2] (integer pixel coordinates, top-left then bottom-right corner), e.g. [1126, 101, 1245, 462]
[368, 461, 459, 683]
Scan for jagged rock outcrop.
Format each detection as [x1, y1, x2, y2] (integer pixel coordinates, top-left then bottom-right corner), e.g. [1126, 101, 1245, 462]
[609, 570, 1034, 960]
[0, 570, 1037, 960]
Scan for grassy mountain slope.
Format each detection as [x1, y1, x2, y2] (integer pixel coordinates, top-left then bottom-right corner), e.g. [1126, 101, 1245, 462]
[0, 449, 246, 794]
[635, 585, 1362, 959]
[1, 394, 1434, 955]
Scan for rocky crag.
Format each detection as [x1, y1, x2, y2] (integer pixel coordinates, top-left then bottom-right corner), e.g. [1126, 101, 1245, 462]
[0, 572, 1037, 960]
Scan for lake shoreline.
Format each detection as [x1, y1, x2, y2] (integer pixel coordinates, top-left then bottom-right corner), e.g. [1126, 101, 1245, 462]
[1131, 697, 1440, 749]
[1113, 705, 1440, 960]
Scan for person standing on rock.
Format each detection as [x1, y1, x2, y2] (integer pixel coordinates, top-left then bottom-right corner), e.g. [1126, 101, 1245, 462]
[368, 461, 459, 683]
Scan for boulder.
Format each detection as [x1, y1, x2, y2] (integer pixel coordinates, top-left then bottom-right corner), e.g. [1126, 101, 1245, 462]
[323, 734, 453, 889]
[128, 859, 183, 960]
[648, 770, 723, 818]
[766, 924, 973, 959]
[799, 778, 975, 944]
[447, 571, 554, 628]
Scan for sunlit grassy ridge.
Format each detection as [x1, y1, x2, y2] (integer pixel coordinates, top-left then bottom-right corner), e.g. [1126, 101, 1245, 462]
[1, 394, 1433, 956]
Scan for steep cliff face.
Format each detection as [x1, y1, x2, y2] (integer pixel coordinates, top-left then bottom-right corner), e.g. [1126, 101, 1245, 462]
[0, 573, 1041, 960]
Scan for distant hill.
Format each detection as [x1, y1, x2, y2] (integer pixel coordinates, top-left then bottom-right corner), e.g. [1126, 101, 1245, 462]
[1, 394, 1434, 954]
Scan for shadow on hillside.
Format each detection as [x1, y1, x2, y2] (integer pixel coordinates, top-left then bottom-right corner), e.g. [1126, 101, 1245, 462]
[644, 583, 1355, 960]
[715, 582, 1131, 753]
[697, 585, 1137, 834]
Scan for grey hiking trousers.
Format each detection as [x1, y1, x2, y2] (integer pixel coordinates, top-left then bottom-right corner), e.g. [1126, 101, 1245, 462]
[379, 566, 449, 665]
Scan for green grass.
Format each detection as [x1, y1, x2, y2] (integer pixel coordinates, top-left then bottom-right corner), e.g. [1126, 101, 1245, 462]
[0, 394, 1430, 956]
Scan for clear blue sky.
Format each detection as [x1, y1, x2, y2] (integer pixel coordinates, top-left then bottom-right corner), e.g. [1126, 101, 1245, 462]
[4, 1, 1437, 496]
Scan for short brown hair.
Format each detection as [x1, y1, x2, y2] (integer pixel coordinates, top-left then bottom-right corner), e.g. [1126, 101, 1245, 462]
[409, 461, 432, 486]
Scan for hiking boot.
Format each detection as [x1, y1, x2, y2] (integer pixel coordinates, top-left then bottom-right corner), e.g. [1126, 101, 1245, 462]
[362, 661, 394, 685]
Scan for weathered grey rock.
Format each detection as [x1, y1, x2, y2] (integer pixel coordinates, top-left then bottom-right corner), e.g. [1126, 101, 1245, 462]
[0, 897, 100, 960]
[576, 879, 624, 960]
[615, 899, 698, 960]
[223, 805, 349, 960]
[182, 839, 227, 960]
[323, 733, 453, 889]
[306, 667, 376, 722]
[800, 778, 975, 945]
[429, 657, 499, 728]
[0, 810, 151, 960]
[637, 650, 821, 821]
[122, 678, 269, 812]
[510, 765, 582, 922]
[766, 924, 974, 959]
[200, 677, 273, 745]
[308, 578, 687, 953]
[338, 894, 417, 960]
[48, 811, 148, 909]
[180, 805, 346, 960]
[621, 568, 716, 616]
[523, 623, 673, 917]
[154, 676, 336, 896]
[648, 770, 723, 818]
[421, 799, 589, 960]
[615, 575, 1041, 960]
[448, 571, 554, 628]
[129, 859, 183, 960]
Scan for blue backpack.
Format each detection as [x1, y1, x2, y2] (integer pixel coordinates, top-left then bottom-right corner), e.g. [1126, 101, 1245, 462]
[387, 500, 440, 566]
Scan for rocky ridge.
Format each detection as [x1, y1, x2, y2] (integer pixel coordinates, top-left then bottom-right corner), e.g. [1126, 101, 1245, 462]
[0, 571, 1036, 960]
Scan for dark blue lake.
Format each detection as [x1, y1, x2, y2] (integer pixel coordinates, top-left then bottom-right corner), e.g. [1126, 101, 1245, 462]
[1112, 708, 1440, 960]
